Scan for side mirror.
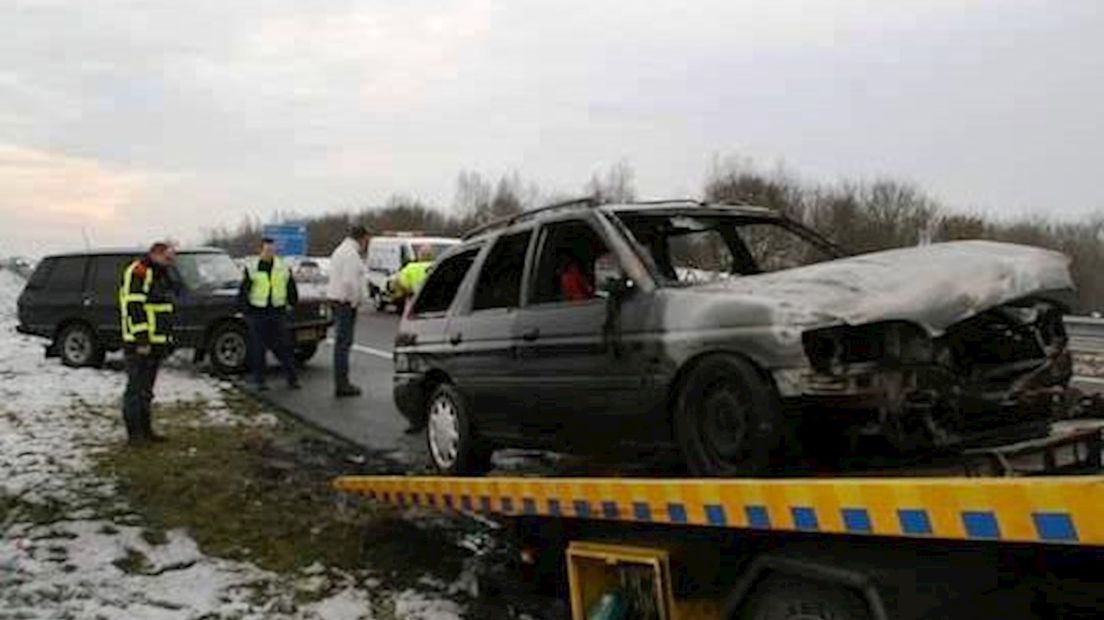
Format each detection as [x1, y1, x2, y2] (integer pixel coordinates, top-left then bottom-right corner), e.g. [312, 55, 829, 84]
[595, 253, 633, 300]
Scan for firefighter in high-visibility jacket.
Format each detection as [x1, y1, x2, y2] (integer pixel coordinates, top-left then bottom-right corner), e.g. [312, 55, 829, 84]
[119, 242, 177, 444]
[237, 237, 301, 391]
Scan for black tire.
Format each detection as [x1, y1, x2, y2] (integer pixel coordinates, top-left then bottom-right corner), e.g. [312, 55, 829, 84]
[424, 383, 493, 476]
[675, 354, 781, 477]
[739, 576, 871, 620]
[58, 322, 104, 368]
[371, 287, 388, 312]
[208, 321, 248, 374]
[294, 343, 319, 366]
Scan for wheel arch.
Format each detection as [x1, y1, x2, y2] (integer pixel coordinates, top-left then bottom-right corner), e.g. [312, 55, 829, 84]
[53, 317, 96, 342]
[723, 554, 888, 620]
[202, 316, 246, 352]
[665, 348, 781, 429]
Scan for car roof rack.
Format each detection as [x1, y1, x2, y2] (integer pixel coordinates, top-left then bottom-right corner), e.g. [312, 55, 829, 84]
[461, 197, 599, 240]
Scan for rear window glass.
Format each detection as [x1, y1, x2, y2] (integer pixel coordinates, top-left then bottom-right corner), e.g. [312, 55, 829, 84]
[26, 260, 55, 289]
[411, 248, 480, 316]
[46, 256, 88, 290]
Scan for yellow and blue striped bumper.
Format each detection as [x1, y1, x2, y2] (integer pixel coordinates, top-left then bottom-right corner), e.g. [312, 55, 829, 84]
[333, 475, 1104, 546]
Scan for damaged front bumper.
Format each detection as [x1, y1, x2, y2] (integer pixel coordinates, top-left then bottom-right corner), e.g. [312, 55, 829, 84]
[773, 348, 1076, 450]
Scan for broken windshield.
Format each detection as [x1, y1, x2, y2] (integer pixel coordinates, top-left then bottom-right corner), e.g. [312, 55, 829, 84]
[614, 213, 841, 286]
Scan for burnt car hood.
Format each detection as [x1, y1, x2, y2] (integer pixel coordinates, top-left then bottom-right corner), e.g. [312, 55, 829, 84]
[690, 240, 1073, 334]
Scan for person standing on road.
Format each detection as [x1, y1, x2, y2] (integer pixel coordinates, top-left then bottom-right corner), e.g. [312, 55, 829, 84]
[119, 242, 177, 445]
[327, 225, 370, 398]
[392, 244, 434, 312]
[238, 237, 301, 391]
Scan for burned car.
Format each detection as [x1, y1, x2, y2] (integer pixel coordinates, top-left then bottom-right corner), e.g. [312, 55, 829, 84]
[393, 200, 1074, 476]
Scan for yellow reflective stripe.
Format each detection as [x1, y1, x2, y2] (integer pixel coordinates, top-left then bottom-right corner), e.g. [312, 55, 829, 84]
[127, 318, 149, 333]
[122, 293, 147, 303]
[145, 303, 173, 344]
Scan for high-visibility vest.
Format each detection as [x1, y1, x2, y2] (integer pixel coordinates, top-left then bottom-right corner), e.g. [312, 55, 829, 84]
[396, 260, 432, 297]
[119, 261, 174, 345]
[246, 257, 290, 308]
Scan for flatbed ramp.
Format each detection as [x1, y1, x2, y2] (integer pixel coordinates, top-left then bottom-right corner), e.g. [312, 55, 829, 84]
[334, 474, 1103, 546]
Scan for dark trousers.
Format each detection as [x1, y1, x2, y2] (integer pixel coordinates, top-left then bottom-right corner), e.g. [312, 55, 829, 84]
[123, 349, 162, 439]
[245, 310, 298, 386]
[333, 303, 357, 388]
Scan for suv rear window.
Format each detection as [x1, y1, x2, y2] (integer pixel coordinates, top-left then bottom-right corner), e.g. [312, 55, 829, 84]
[46, 256, 89, 291]
[471, 231, 531, 311]
[411, 248, 480, 316]
[26, 259, 55, 290]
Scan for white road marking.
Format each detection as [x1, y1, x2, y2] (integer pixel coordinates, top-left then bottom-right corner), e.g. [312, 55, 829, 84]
[322, 338, 392, 360]
[1072, 375, 1104, 386]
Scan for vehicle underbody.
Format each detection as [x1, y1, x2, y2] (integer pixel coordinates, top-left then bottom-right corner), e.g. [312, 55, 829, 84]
[794, 298, 1074, 455]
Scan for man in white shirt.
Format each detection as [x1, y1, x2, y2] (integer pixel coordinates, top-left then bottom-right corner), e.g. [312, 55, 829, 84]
[327, 225, 370, 397]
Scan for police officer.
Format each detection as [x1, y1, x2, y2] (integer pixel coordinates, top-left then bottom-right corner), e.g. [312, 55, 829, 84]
[119, 241, 176, 444]
[238, 237, 301, 391]
[392, 244, 435, 309]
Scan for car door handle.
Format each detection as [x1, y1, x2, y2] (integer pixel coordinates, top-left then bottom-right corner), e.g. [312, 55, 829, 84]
[521, 327, 540, 342]
[450, 333, 463, 346]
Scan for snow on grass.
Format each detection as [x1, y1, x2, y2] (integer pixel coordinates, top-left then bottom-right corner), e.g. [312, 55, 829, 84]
[0, 269, 468, 619]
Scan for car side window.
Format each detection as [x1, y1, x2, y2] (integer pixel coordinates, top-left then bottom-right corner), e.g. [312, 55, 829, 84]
[46, 256, 89, 291]
[412, 248, 480, 317]
[530, 220, 611, 305]
[471, 231, 532, 311]
[91, 256, 134, 295]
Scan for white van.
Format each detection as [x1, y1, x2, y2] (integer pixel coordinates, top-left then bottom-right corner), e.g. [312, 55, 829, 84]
[366, 234, 459, 310]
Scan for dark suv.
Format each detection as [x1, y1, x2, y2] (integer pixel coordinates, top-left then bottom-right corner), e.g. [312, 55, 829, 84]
[393, 200, 1074, 476]
[17, 248, 333, 373]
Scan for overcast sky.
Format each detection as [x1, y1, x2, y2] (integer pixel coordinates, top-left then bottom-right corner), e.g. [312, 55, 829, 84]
[2, 0, 1102, 256]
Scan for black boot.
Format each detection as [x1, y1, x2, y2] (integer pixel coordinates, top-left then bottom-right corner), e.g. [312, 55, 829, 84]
[335, 383, 362, 398]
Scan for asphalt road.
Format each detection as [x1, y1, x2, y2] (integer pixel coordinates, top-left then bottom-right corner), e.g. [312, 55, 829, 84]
[246, 308, 421, 465]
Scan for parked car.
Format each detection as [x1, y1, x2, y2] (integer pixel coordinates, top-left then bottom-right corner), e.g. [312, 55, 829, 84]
[366, 234, 458, 311]
[16, 247, 333, 373]
[393, 200, 1075, 476]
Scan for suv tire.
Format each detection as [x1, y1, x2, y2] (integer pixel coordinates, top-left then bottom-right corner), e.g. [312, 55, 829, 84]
[425, 383, 493, 476]
[58, 322, 104, 368]
[675, 354, 781, 476]
[738, 576, 871, 620]
[294, 343, 319, 366]
[371, 286, 387, 312]
[209, 321, 248, 374]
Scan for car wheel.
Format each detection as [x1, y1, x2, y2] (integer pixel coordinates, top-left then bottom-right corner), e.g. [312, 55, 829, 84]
[736, 576, 871, 620]
[58, 322, 104, 368]
[370, 287, 386, 312]
[675, 354, 781, 477]
[294, 343, 318, 366]
[425, 383, 492, 476]
[209, 322, 248, 374]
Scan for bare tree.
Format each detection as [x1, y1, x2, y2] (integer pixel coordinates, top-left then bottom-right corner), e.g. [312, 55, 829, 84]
[586, 160, 636, 204]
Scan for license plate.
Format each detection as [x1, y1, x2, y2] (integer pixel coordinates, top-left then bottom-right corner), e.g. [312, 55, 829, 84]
[296, 329, 320, 343]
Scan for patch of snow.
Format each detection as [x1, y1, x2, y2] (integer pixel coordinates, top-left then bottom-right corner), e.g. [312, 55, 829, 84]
[0, 268, 464, 620]
[303, 587, 375, 620]
[393, 589, 465, 620]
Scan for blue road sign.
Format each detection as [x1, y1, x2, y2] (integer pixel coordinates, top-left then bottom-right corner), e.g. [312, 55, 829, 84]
[263, 224, 308, 257]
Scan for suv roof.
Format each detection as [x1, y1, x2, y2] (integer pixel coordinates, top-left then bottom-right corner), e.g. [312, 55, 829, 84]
[40, 247, 227, 260]
[460, 199, 780, 240]
[370, 236, 459, 245]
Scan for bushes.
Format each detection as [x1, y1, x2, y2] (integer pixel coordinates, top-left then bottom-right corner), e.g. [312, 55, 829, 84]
[207, 159, 1104, 312]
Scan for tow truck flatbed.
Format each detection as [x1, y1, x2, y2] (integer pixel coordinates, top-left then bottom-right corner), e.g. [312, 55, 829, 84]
[334, 427, 1104, 619]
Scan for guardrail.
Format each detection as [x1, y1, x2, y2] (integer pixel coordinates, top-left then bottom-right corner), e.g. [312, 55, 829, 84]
[1065, 316, 1104, 354]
